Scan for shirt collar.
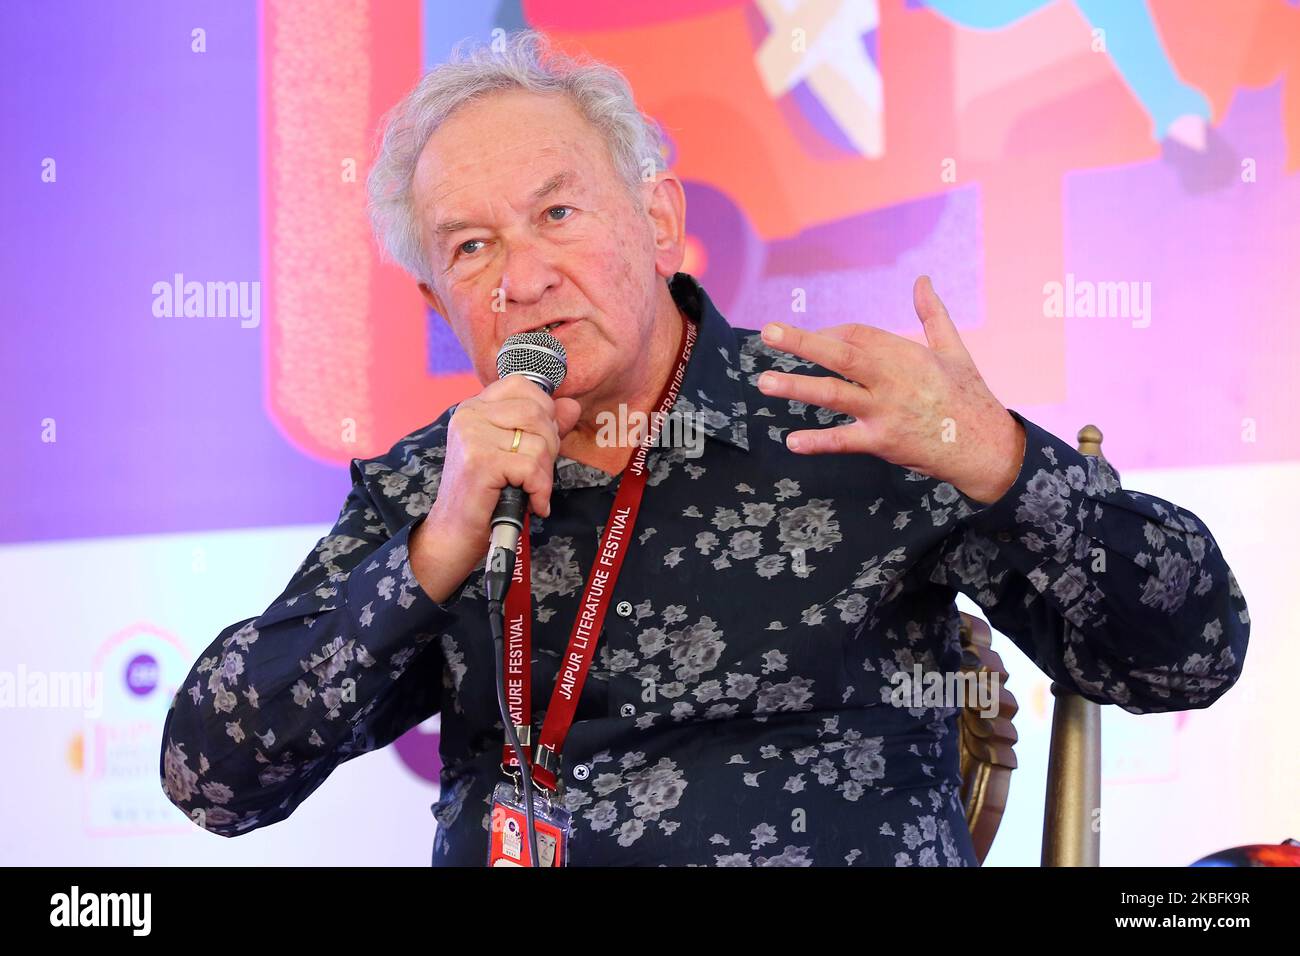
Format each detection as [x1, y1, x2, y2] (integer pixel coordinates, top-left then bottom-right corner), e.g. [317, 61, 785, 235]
[665, 271, 750, 454]
[553, 272, 749, 490]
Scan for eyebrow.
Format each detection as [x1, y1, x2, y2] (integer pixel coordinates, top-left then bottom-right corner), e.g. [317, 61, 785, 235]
[433, 170, 578, 238]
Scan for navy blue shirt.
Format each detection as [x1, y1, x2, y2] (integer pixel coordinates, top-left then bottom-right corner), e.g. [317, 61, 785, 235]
[160, 272, 1250, 866]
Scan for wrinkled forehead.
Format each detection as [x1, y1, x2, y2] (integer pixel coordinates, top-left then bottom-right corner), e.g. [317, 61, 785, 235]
[414, 90, 619, 212]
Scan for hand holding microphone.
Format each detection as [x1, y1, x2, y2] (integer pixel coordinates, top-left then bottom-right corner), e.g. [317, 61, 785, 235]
[410, 331, 579, 605]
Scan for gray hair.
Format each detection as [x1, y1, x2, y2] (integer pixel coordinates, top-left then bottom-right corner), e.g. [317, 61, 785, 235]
[366, 29, 669, 287]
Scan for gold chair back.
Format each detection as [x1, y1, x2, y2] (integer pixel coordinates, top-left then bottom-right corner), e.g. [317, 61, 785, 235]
[957, 425, 1104, 866]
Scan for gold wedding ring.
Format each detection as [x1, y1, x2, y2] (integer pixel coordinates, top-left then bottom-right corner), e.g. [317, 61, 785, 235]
[510, 427, 523, 453]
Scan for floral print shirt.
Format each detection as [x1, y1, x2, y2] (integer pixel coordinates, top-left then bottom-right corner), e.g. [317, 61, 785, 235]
[160, 272, 1250, 866]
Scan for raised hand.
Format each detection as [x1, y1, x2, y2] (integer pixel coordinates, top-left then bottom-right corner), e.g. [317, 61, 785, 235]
[756, 275, 1026, 504]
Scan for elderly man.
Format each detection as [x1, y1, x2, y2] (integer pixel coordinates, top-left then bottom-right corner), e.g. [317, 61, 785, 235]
[160, 30, 1249, 866]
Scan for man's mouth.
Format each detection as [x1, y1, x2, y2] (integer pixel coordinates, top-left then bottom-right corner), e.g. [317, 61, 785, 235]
[525, 318, 576, 335]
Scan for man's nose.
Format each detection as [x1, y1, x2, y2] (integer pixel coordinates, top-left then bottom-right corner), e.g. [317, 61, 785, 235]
[498, 237, 561, 306]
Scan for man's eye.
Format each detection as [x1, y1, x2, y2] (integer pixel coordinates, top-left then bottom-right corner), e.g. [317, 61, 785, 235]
[457, 239, 484, 256]
[546, 205, 574, 222]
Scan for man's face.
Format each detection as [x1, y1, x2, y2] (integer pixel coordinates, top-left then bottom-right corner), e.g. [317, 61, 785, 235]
[413, 88, 674, 404]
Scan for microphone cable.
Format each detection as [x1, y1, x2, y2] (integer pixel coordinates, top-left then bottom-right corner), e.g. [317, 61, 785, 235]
[481, 328, 568, 867]
[486, 546, 542, 868]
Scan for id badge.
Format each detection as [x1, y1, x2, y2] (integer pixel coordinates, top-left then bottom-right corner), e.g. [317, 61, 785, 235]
[487, 779, 572, 867]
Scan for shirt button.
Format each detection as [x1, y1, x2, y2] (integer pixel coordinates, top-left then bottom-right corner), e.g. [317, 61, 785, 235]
[619, 703, 636, 717]
[615, 600, 634, 618]
[572, 763, 590, 781]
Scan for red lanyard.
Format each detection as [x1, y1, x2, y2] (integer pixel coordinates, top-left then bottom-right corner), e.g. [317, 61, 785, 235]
[501, 311, 698, 792]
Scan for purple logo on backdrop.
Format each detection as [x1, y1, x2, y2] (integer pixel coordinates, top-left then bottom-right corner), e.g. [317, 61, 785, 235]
[125, 653, 159, 697]
[394, 722, 442, 784]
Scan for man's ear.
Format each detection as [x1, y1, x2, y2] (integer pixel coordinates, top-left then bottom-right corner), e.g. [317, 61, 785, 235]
[645, 173, 686, 282]
[418, 281, 448, 321]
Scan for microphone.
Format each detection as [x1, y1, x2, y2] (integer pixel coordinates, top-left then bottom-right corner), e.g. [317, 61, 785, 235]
[482, 330, 566, 869]
[483, 330, 567, 603]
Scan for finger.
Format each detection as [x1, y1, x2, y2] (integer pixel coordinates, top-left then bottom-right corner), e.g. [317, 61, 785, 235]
[756, 369, 872, 412]
[817, 322, 928, 366]
[484, 446, 555, 517]
[471, 399, 560, 458]
[483, 374, 557, 417]
[912, 275, 969, 359]
[497, 426, 550, 460]
[814, 322, 892, 351]
[785, 423, 867, 456]
[553, 397, 583, 439]
[506, 453, 555, 518]
[455, 416, 550, 469]
[760, 322, 883, 384]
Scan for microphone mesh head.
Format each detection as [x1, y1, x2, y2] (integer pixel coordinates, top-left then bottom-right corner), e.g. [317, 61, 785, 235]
[495, 331, 568, 394]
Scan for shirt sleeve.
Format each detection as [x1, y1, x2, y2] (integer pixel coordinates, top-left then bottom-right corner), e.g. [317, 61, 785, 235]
[926, 410, 1250, 715]
[159, 461, 469, 836]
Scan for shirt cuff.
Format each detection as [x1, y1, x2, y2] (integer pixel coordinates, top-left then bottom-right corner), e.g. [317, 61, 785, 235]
[343, 517, 468, 640]
[956, 409, 1102, 535]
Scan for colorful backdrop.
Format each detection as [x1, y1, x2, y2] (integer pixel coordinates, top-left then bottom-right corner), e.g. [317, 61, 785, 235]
[2, 0, 1296, 866]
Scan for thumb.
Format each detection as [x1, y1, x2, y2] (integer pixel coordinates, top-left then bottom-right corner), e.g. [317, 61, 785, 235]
[913, 275, 969, 359]
[554, 397, 583, 439]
